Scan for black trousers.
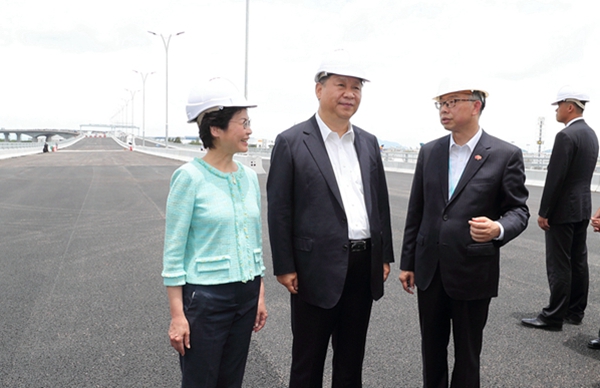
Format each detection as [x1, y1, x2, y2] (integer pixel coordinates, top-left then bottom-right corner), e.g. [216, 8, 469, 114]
[289, 248, 373, 388]
[179, 277, 260, 388]
[417, 266, 491, 388]
[539, 220, 589, 324]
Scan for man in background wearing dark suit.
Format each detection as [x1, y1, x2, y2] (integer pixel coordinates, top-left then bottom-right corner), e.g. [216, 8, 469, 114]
[522, 86, 599, 331]
[588, 207, 600, 348]
[400, 81, 529, 388]
[267, 49, 394, 388]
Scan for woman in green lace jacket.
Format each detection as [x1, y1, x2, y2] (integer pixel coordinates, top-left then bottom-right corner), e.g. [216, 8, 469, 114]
[162, 78, 267, 388]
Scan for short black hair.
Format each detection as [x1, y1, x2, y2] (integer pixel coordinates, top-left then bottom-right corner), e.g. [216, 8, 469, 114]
[197, 107, 245, 149]
[472, 90, 486, 113]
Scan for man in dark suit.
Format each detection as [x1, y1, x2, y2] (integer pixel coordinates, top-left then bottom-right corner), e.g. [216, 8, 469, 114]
[522, 86, 599, 331]
[588, 207, 600, 348]
[399, 81, 529, 388]
[267, 49, 394, 388]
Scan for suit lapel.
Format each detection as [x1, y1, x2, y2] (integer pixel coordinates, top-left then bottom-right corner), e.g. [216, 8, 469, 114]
[302, 116, 345, 210]
[354, 128, 373, 217]
[448, 131, 491, 204]
[431, 136, 450, 203]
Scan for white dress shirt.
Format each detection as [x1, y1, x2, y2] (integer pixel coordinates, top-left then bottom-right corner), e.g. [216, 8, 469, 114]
[449, 128, 504, 240]
[316, 113, 370, 239]
[448, 128, 483, 198]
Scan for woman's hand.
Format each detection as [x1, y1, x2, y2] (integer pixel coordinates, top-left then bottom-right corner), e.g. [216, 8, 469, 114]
[253, 279, 268, 332]
[166, 286, 190, 355]
[169, 315, 190, 355]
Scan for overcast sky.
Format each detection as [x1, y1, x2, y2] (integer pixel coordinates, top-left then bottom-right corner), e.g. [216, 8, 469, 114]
[1, 0, 599, 150]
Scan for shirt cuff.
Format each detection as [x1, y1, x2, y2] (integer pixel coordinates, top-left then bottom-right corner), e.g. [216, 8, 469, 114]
[493, 221, 504, 241]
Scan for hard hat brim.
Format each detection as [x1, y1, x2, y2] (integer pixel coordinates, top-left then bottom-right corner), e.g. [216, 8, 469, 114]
[433, 89, 489, 101]
[314, 71, 370, 83]
[187, 104, 257, 123]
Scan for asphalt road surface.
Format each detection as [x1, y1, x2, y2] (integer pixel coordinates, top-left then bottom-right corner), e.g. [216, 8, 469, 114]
[2, 137, 600, 387]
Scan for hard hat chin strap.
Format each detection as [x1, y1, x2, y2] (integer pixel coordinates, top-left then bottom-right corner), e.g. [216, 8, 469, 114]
[564, 98, 586, 110]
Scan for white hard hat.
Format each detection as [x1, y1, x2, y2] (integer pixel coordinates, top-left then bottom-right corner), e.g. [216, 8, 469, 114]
[551, 85, 589, 109]
[186, 77, 256, 123]
[314, 49, 370, 83]
[433, 78, 489, 101]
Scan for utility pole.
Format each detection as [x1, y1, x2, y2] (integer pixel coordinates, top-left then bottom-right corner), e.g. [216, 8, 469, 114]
[244, 0, 249, 99]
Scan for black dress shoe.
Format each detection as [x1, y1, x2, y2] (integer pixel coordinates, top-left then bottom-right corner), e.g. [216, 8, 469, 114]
[521, 317, 562, 331]
[587, 338, 600, 349]
[564, 316, 582, 325]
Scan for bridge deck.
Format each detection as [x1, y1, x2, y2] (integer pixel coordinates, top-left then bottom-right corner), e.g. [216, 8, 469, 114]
[1, 137, 600, 387]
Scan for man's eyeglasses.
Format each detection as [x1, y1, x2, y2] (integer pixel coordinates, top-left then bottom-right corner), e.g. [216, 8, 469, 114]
[231, 118, 251, 129]
[434, 99, 477, 110]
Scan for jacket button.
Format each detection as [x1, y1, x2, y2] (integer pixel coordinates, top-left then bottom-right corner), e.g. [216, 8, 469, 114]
[442, 214, 448, 221]
[343, 244, 348, 251]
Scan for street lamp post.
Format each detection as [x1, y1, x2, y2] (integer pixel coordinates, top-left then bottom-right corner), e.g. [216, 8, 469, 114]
[134, 70, 155, 147]
[244, 0, 249, 99]
[148, 30, 185, 148]
[126, 89, 138, 137]
[122, 98, 129, 132]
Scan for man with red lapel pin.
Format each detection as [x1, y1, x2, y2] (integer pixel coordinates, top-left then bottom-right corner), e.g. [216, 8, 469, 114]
[400, 79, 529, 388]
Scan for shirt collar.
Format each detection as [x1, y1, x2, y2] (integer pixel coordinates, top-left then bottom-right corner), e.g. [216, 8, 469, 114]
[566, 117, 584, 127]
[449, 127, 483, 153]
[316, 112, 354, 143]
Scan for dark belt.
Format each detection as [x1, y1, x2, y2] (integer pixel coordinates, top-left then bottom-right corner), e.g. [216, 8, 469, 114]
[349, 239, 371, 252]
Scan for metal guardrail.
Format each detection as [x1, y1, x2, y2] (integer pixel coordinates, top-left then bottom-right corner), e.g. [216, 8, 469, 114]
[0, 141, 42, 149]
[380, 149, 600, 171]
[0, 135, 86, 160]
[112, 135, 267, 175]
[4, 135, 600, 191]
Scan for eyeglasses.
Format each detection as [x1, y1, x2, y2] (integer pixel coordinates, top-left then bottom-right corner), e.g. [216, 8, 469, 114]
[231, 118, 251, 129]
[434, 99, 477, 110]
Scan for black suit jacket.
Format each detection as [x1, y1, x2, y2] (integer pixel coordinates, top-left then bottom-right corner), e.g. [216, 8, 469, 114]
[400, 131, 529, 300]
[539, 119, 599, 224]
[267, 115, 394, 309]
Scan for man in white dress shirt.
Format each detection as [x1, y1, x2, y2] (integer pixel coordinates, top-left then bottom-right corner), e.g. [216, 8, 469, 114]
[267, 49, 394, 388]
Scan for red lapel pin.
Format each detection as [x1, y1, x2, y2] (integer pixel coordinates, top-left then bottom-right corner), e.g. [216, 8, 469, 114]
[474, 155, 482, 161]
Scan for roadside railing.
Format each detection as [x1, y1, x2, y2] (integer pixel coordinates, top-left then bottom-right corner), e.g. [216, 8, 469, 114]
[5, 135, 600, 191]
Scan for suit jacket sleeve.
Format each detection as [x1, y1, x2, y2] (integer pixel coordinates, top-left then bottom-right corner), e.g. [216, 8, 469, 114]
[374, 137, 395, 264]
[267, 134, 296, 275]
[496, 146, 530, 245]
[400, 146, 426, 271]
[538, 130, 574, 218]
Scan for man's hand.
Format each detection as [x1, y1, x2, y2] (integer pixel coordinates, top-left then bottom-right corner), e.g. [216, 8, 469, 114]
[538, 216, 550, 231]
[276, 272, 298, 294]
[383, 263, 390, 282]
[399, 270, 415, 295]
[591, 207, 600, 232]
[469, 216, 500, 242]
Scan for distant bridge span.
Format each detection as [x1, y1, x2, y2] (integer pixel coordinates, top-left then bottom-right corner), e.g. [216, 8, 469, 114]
[2, 124, 138, 142]
[1, 129, 80, 142]
[79, 124, 138, 132]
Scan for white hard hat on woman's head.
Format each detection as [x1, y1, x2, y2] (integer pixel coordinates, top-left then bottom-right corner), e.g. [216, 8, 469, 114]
[186, 77, 256, 123]
[551, 85, 589, 110]
[314, 48, 370, 83]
